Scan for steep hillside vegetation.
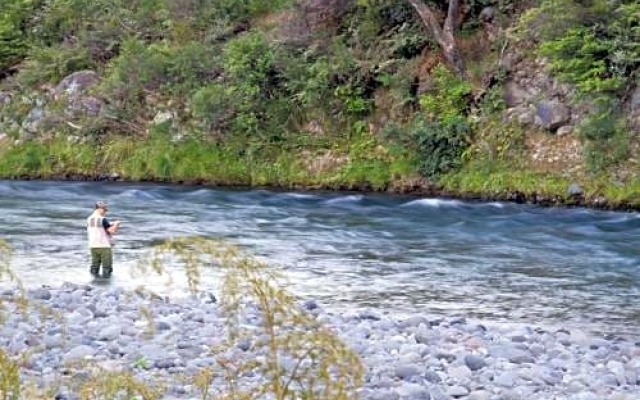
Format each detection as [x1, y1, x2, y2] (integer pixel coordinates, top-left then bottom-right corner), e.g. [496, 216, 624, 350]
[0, 0, 638, 208]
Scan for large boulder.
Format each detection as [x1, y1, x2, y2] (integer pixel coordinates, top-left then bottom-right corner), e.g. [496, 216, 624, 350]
[0, 91, 10, 106]
[535, 99, 571, 131]
[503, 80, 531, 107]
[53, 70, 100, 99]
[54, 70, 105, 117]
[21, 107, 46, 134]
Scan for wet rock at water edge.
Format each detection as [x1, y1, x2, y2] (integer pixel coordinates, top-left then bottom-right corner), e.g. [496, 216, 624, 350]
[568, 183, 584, 199]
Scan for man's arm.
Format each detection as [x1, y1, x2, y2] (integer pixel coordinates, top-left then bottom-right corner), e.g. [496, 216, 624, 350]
[102, 218, 120, 234]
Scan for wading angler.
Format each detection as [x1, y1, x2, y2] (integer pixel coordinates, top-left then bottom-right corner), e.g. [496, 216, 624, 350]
[86, 201, 121, 279]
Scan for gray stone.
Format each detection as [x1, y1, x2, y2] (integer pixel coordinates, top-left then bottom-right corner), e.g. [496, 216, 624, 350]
[510, 354, 535, 364]
[479, 6, 496, 23]
[424, 370, 443, 383]
[303, 299, 319, 310]
[74, 96, 104, 116]
[447, 385, 469, 398]
[64, 345, 96, 362]
[464, 354, 486, 371]
[599, 373, 620, 387]
[535, 99, 571, 130]
[0, 91, 10, 105]
[448, 365, 473, 381]
[137, 343, 169, 362]
[400, 316, 430, 329]
[395, 364, 422, 380]
[154, 359, 176, 369]
[398, 383, 432, 399]
[43, 334, 63, 349]
[30, 288, 52, 300]
[540, 369, 563, 385]
[557, 125, 573, 136]
[494, 371, 517, 388]
[468, 390, 492, 400]
[436, 352, 456, 363]
[589, 338, 610, 349]
[53, 71, 100, 98]
[504, 81, 531, 107]
[570, 394, 599, 400]
[152, 110, 176, 126]
[156, 321, 171, 331]
[510, 335, 527, 343]
[97, 325, 121, 341]
[489, 345, 527, 361]
[362, 389, 400, 400]
[568, 184, 583, 197]
[236, 338, 251, 352]
[429, 386, 451, 400]
[415, 325, 431, 345]
[21, 107, 46, 134]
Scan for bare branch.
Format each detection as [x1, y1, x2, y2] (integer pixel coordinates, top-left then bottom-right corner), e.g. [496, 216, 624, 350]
[407, 0, 467, 78]
[444, 0, 460, 36]
[407, 0, 445, 44]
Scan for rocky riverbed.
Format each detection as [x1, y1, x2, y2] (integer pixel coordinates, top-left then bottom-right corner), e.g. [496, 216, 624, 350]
[1, 283, 639, 400]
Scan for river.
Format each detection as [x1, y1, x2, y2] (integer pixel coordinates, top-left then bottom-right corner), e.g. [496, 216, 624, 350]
[0, 180, 638, 336]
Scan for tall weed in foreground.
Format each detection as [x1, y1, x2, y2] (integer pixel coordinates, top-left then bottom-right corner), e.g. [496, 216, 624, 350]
[0, 347, 20, 400]
[0, 240, 22, 400]
[141, 237, 364, 399]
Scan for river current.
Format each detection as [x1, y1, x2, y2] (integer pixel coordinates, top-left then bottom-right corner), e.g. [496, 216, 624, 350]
[0, 181, 638, 336]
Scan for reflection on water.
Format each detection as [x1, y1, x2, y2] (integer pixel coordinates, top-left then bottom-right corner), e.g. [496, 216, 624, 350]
[0, 181, 639, 335]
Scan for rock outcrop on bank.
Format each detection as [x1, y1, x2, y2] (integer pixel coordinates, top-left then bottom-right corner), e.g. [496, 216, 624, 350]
[1, 284, 638, 400]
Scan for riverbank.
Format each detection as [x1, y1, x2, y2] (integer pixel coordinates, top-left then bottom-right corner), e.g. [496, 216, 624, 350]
[1, 134, 639, 212]
[1, 283, 638, 400]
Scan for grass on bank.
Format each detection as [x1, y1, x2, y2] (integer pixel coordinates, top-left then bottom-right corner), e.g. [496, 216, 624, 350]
[1, 133, 638, 208]
[441, 160, 640, 208]
[0, 237, 364, 399]
[0, 133, 417, 191]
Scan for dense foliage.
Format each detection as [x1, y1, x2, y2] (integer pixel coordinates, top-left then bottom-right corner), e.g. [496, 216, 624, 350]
[0, 0, 637, 204]
[518, 0, 638, 172]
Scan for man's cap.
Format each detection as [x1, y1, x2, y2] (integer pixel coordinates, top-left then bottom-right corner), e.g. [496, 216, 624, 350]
[95, 201, 109, 210]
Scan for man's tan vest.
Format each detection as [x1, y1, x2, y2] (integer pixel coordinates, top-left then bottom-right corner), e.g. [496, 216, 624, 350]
[87, 212, 111, 248]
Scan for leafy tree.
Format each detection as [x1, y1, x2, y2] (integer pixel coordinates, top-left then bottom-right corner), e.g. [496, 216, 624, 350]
[0, 0, 41, 76]
[523, 0, 639, 96]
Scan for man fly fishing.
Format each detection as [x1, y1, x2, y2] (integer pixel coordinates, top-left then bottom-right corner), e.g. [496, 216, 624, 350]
[87, 201, 121, 279]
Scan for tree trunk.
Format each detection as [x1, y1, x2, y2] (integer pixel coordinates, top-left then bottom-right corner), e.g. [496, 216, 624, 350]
[408, 0, 467, 78]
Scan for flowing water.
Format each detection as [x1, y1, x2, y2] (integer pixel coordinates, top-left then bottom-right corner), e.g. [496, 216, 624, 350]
[1, 180, 639, 336]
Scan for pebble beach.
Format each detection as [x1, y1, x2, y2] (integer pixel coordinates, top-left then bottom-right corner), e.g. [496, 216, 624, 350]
[1, 283, 639, 400]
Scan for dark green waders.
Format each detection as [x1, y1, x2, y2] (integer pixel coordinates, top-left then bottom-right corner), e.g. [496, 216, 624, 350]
[90, 247, 113, 278]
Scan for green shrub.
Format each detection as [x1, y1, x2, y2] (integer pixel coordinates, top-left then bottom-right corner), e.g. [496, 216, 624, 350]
[191, 83, 233, 132]
[419, 65, 472, 123]
[540, 27, 625, 94]
[523, 0, 639, 96]
[0, 0, 42, 74]
[190, 31, 284, 136]
[34, 0, 170, 47]
[579, 98, 630, 172]
[18, 45, 93, 85]
[411, 116, 471, 178]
